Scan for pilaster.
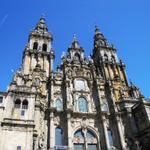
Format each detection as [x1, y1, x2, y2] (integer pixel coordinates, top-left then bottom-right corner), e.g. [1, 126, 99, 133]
[67, 113, 72, 150]
[23, 51, 30, 74]
[96, 79, 109, 150]
[49, 112, 55, 150]
[109, 86, 127, 150]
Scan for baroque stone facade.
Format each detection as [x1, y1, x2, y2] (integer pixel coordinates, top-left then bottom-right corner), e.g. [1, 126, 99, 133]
[0, 17, 150, 150]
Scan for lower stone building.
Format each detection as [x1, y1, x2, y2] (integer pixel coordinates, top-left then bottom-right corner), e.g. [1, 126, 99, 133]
[0, 17, 150, 150]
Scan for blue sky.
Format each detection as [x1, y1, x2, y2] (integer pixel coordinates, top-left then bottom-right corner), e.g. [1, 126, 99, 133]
[0, 0, 150, 98]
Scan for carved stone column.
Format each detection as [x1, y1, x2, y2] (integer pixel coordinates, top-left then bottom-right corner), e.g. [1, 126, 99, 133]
[96, 80, 109, 150]
[116, 116, 127, 150]
[33, 133, 38, 150]
[109, 87, 126, 150]
[67, 113, 72, 150]
[44, 55, 49, 77]
[31, 53, 36, 70]
[50, 112, 55, 150]
[102, 116, 110, 150]
[23, 51, 30, 74]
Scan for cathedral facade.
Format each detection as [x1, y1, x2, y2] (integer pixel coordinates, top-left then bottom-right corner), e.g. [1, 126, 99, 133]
[0, 17, 150, 150]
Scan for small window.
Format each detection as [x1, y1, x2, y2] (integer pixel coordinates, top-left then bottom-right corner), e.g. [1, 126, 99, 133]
[17, 146, 21, 150]
[54, 99, 63, 111]
[0, 97, 3, 103]
[101, 103, 108, 112]
[78, 97, 88, 112]
[21, 110, 25, 116]
[108, 129, 113, 146]
[75, 80, 85, 91]
[55, 127, 63, 146]
[86, 130, 95, 139]
[33, 42, 38, 50]
[15, 99, 21, 109]
[111, 55, 116, 63]
[42, 43, 47, 52]
[74, 144, 84, 150]
[104, 54, 108, 61]
[88, 144, 97, 150]
[74, 130, 84, 138]
[74, 53, 80, 62]
[22, 99, 28, 109]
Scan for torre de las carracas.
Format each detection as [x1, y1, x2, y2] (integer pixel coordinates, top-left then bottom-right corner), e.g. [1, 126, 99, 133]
[0, 17, 150, 150]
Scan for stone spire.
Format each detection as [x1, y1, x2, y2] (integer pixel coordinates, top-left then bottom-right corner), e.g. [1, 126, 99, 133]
[71, 34, 80, 49]
[94, 26, 108, 47]
[35, 16, 48, 32]
[95, 26, 103, 36]
[29, 16, 53, 41]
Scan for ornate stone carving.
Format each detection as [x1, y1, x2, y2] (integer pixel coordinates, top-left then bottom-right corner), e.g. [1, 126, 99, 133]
[38, 132, 46, 149]
[54, 116, 60, 126]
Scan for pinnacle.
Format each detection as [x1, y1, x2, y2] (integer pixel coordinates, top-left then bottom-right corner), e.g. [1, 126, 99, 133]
[95, 25, 102, 35]
[94, 25, 109, 47]
[35, 16, 48, 32]
[71, 34, 80, 49]
[73, 34, 77, 42]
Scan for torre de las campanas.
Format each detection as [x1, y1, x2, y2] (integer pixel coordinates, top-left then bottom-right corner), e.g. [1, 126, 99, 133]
[0, 17, 150, 150]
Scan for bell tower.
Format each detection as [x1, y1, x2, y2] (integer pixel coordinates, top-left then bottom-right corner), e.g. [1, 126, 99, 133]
[22, 16, 54, 77]
[92, 26, 129, 102]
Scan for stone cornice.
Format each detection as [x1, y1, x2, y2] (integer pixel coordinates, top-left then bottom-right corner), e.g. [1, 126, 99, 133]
[1, 118, 35, 128]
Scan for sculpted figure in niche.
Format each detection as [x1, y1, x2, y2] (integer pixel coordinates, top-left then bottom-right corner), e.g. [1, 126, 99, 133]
[67, 88, 73, 108]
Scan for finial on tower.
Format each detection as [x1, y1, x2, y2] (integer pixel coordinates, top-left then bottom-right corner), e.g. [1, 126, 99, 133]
[73, 34, 77, 42]
[71, 34, 80, 49]
[93, 25, 109, 47]
[95, 25, 101, 35]
[41, 13, 46, 18]
[35, 15, 48, 32]
[95, 25, 99, 30]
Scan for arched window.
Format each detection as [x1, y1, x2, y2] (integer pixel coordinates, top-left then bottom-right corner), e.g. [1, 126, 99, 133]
[0, 96, 3, 103]
[86, 131, 97, 150]
[55, 127, 63, 146]
[73, 129, 98, 150]
[104, 54, 108, 61]
[54, 99, 63, 111]
[14, 99, 21, 109]
[78, 97, 88, 112]
[111, 55, 116, 63]
[86, 130, 95, 139]
[22, 99, 28, 109]
[74, 130, 84, 150]
[108, 129, 114, 146]
[75, 79, 85, 91]
[74, 130, 84, 138]
[42, 43, 47, 52]
[33, 42, 38, 50]
[74, 53, 80, 62]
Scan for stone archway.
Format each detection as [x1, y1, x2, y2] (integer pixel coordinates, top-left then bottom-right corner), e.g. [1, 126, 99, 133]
[73, 128, 98, 150]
